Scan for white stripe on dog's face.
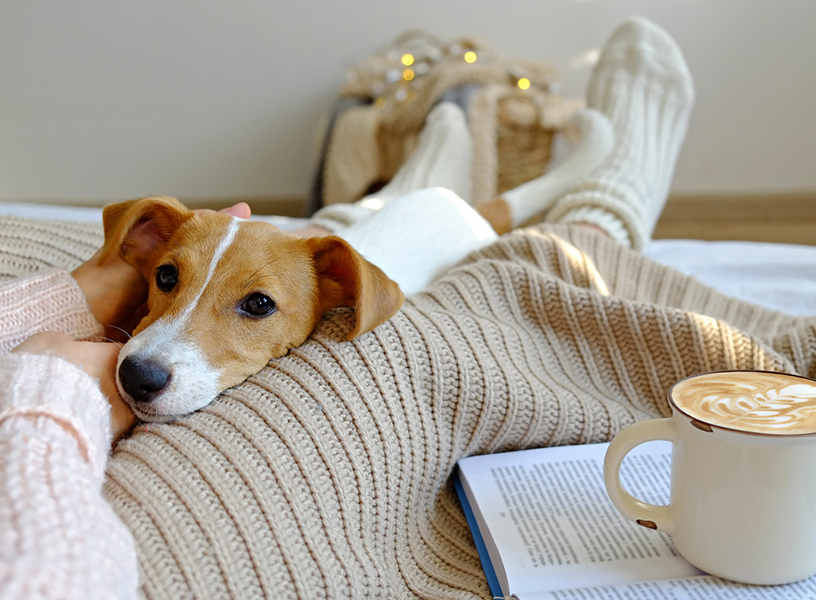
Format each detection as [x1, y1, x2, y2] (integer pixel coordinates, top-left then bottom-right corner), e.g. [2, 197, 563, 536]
[117, 218, 242, 421]
[178, 217, 240, 321]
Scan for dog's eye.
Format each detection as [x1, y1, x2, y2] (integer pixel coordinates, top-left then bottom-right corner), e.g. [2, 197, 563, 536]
[240, 293, 276, 317]
[156, 265, 178, 292]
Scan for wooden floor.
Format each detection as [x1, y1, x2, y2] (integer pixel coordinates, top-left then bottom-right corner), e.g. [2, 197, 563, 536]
[186, 191, 816, 246]
[653, 192, 816, 246]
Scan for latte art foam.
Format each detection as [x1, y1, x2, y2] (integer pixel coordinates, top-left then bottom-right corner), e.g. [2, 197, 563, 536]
[671, 371, 816, 435]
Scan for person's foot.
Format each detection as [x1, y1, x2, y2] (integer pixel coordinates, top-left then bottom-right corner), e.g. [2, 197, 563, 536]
[310, 102, 472, 233]
[373, 101, 472, 205]
[476, 108, 613, 234]
[545, 17, 695, 250]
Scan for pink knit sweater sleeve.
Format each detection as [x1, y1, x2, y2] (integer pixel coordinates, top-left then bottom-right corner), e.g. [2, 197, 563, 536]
[0, 269, 104, 352]
[0, 272, 139, 599]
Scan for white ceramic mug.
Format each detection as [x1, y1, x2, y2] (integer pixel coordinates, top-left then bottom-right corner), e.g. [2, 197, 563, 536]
[604, 370, 816, 585]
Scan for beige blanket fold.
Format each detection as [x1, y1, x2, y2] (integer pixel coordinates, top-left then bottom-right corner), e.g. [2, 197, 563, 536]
[1, 215, 812, 599]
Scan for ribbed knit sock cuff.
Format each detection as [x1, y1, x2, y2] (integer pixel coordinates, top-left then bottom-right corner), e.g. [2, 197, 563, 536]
[311, 102, 472, 232]
[545, 188, 641, 248]
[552, 205, 632, 248]
[546, 18, 694, 251]
[375, 102, 472, 204]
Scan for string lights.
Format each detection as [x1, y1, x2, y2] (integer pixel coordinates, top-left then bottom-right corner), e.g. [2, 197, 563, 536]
[344, 32, 546, 109]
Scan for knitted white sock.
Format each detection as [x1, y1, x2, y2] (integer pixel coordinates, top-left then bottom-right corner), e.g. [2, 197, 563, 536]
[476, 108, 613, 234]
[545, 17, 695, 250]
[311, 102, 472, 233]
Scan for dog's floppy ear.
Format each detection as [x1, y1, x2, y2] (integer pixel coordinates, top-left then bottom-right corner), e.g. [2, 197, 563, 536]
[305, 235, 404, 341]
[100, 196, 194, 275]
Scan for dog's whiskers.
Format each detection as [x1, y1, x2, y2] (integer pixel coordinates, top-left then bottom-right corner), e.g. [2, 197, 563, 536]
[99, 336, 125, 349]
[88, 333, 125, 348]
[106, 324, 133, 342]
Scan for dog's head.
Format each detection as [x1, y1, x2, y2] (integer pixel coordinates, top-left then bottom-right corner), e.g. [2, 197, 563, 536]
[101, 196, 404, 422]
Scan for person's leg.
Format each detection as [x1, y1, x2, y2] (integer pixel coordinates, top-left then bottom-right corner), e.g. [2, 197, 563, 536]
[294, 103, 485, 295]
[304, 102, 472, 237]
[475, 108, 614, 235]
[545, 17, 695, 250]
[298, 104, 610, 242]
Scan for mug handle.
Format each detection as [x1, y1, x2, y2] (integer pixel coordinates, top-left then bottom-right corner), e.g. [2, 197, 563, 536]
[603, 418, 677, 535]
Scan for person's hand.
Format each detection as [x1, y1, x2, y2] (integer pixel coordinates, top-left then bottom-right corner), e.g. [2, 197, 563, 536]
[71, 202, 252, 337]
[200, 202, 251, 219]
[12, 331, 136, 442]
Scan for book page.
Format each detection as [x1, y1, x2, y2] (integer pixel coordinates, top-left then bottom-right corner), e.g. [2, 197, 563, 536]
[523, 574, 816, 599]
[457, 442, 701, 597]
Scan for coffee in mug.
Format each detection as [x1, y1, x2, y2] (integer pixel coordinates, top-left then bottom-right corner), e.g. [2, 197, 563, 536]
[671, 370, 816, 435]
[604, 370, 816, 585]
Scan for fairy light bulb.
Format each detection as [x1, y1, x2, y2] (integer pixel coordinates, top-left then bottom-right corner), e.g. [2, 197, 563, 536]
[517, 77, 531, 90]
[403, 68, 415, 81]
[401, 53, 414, 66]
[464, 51, 477, 63]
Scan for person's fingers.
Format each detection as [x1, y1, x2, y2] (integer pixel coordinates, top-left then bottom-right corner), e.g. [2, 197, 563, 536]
[59, 341, 135, 440]
[13, 334, 117, 392]
[109, 391, 137, 441]
[11, 333, 137, 441]
[80, 342, 122, 401]
[220, 202, 251, 219]
[193, 202, 252, 219]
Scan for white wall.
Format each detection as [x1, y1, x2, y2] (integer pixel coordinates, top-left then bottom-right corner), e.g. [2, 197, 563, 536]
[1, 0, 814, 206]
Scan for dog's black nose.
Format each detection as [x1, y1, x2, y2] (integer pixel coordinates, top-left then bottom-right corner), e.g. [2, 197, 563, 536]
[118, 356, 171, 403]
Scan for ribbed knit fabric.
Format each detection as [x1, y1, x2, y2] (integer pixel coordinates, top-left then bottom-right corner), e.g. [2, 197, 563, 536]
[2, 215, 814, 599]
[100, 224, 810, 599]
[545, 18, 695, 250]
[0, 216, 103, 281]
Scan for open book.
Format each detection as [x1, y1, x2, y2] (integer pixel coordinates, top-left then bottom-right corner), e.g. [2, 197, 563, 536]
[455, 441, 816, 599]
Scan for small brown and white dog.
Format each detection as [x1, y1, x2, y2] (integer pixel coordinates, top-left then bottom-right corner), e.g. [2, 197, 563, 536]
[104, 109, 610, 422]
[103, 196, 409, 422]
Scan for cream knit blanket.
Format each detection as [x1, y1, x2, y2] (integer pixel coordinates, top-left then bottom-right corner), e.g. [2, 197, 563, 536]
[1, 215, 813, 599]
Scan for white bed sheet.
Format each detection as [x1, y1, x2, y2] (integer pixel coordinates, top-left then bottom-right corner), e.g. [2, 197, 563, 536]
[2, 202, 813, 316]
[644, 240, 816, 317]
